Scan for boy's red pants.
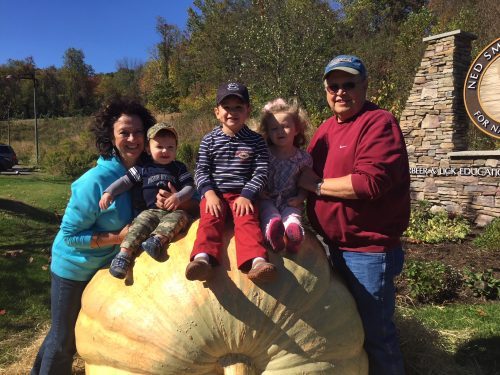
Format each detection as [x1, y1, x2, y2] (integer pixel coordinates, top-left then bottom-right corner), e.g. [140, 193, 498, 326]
[191, 192, 267, 269]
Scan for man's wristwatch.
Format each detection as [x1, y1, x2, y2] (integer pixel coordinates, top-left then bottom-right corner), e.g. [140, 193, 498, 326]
[315, 179, 324, 196]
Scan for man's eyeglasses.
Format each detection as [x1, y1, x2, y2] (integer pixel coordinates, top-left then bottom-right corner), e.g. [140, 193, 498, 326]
[325, 81, 358, 94]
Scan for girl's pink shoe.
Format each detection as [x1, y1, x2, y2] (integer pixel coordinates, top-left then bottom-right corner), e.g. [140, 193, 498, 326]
[285, 223, 304, 253]
[267, 218, 285, 252]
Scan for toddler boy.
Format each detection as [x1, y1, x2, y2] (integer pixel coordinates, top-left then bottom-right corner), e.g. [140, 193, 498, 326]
[100, 122, 194, 279]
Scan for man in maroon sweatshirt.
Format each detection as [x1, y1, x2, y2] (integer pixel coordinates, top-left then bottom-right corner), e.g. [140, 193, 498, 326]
[299, 55, 410, 375]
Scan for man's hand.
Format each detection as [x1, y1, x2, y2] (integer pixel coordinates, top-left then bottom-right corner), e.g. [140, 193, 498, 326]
[99, 193, 113, 210]
[233, 196, 254, 216]
[204, 190, 222, 217]
[298, 167, 320, 193]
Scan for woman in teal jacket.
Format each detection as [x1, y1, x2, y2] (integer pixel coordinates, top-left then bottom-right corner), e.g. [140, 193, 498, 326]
[31, 99, 156, 375]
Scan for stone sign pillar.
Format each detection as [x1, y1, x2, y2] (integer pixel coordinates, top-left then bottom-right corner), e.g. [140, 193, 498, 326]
[400, 30, 476, 166]
[399, 30, 500, 226]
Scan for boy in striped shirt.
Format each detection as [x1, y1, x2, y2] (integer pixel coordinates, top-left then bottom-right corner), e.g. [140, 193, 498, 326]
[186, 82, 277, 283]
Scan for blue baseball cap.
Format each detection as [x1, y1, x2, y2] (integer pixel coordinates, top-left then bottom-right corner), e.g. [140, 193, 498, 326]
[323, 55, 367, 80]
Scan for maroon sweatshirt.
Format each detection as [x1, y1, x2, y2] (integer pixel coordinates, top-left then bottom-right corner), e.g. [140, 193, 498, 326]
[307, 101, 410, 252]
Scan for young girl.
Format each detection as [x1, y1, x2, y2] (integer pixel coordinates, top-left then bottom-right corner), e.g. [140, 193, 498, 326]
[258, 98, 312, 253]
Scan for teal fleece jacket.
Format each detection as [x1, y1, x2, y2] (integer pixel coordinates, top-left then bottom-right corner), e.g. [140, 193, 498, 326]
[51, 155, 134, 281]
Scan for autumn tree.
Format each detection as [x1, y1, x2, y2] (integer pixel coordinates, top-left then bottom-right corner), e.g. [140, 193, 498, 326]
[429, 0, 499, 55]
[177, 0, 338, 122]
[0, 58, 40, 119]
[142, 17, 182, 114]
[96, 58, 143, 103]
[241, 0, 338, 115]
[60, 48, 95, 115]
[36, 66, 65, 117]
[3, 0, 498, 128]
[181, 0, 251, 97]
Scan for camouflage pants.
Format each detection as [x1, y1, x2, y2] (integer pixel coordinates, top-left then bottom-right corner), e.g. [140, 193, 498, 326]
[121, 209, 189, 252]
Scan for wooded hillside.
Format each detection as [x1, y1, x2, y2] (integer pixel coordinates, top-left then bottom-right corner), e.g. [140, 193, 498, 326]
[1, 0, 498, 125]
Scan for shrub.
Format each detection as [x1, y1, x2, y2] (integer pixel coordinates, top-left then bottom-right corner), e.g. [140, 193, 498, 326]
[463, 269, 500, 300]
[169, 112, 215, 146]
[176, 142, 199, 173]
[403, 260, 462, 303]
[42, 139, 97, 178]
[473, 217, 500, 251]
[404, 201, 471, 243]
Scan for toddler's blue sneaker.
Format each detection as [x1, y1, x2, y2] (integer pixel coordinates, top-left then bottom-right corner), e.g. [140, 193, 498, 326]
[109, 252, 132, 279]
[141, 236, 166, 261]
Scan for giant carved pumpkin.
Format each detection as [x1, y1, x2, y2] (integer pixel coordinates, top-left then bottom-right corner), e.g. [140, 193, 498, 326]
[75, 220, 368, 374]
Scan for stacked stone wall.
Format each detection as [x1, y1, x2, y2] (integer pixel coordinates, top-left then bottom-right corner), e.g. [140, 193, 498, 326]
[410, 153, 499, 226]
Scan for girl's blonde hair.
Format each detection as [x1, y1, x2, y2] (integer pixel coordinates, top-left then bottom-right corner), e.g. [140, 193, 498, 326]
[259, 98, 309, 148]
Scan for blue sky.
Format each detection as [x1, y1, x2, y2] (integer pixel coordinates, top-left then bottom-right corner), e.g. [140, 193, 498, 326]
[0, 0, 195, 73]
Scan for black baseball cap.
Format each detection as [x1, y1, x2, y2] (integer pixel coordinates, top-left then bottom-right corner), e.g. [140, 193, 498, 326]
[216, 82, 250, 105]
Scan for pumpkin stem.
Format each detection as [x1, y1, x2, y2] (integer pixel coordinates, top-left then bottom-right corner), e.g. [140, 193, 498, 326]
[218, 353, 256, 375]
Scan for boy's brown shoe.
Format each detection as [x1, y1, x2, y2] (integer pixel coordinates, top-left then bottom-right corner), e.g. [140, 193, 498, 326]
[185, 259, 213, 281]
[247, 260, 277, 283]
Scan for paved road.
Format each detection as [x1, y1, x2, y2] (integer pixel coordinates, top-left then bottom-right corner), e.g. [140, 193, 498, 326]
[0, 165, 34, 175]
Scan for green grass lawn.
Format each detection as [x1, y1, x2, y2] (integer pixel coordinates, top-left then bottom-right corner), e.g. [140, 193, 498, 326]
[399, 303, 500, 374]
[0, 174, 498, 373]
[0, 174, 70, 366]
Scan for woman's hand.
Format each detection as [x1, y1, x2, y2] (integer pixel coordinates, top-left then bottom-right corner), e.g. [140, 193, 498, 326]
[99, 193, 113, 210]
[233, 196, 254, 216]
[118, 224, 130, 242]
[91, 224, 130, 248]
[156, 182, 177, 210]
[157, 182, 200, 216]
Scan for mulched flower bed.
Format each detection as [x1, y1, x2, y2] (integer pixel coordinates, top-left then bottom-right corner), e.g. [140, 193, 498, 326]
[397, 237, 500, 305]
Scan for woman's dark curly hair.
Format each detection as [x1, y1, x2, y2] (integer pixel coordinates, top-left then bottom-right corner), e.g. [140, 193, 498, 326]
[92, 98, 156, 158]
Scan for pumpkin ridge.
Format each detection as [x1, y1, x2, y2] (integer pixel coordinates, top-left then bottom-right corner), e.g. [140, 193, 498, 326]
[76, 220, 368, 374]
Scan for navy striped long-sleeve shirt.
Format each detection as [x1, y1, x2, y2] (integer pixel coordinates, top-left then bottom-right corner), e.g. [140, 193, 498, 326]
[195, 125, 269, 201]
